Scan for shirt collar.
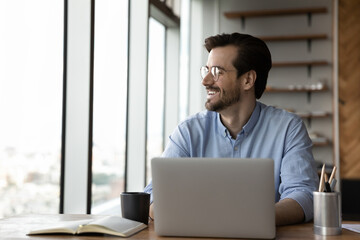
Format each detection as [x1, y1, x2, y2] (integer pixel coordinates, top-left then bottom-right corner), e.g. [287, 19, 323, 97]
[242, 101, 261, 135]
[216, 101, 261, 138]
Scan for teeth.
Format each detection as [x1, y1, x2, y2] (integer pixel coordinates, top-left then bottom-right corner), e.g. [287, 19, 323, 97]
[207, 90, 218, 95]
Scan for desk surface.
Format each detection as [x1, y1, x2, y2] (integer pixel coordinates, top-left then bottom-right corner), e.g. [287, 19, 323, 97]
[0, 214, 360, 240]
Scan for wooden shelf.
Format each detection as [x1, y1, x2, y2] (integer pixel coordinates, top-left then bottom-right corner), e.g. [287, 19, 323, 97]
[310, 132, 331, 147]
[259, 34, 327, 42]
[224, 7, 327, 18]
[313, 140, 331, 147]
[265, 86, 328, 93]
[295, 112, 332, 128]
[272, 60, 329, 67]
[297, 112, 331, 119]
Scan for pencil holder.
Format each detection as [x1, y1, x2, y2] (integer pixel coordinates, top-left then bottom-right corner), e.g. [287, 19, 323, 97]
[313, 191, 342, 235]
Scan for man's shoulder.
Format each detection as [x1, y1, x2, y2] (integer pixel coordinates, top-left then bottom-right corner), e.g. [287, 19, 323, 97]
[258, 102, 302, 124]
[181, 110, 216, 122]
[178, 110, 217, 128]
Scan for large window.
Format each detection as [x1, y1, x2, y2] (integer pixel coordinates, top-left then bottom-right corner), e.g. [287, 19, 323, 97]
[0, 0, 63, 217]
[146, 17, 166, 183]
[91, 0, 128, 213]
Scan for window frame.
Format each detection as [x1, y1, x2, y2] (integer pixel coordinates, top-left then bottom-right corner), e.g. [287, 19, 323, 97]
[61, 0, 181, 214]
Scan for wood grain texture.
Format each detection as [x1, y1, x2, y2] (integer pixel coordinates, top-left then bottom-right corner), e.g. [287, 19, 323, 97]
[338, 0, 360, 179]
[1, 214, 360, 240]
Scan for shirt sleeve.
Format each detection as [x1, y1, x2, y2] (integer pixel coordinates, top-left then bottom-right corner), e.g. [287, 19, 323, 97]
[143, 181, 154, 204]
[278, 119, 319, 222]
[144, 126, 191, 204]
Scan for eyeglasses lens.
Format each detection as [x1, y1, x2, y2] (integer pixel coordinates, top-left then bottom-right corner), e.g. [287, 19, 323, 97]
[211, 67, 219, 81]
[200, 66, 220, 81]
[200, 67, 208, 79]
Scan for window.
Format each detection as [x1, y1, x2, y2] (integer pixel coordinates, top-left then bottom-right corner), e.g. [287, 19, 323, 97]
[146, 17, 166, 183]
[0, 0, 63, 217]
[92, 0, 128, 213]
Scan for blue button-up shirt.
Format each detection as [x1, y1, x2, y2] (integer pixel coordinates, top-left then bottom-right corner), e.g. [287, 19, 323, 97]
[144, 101, 319, 222]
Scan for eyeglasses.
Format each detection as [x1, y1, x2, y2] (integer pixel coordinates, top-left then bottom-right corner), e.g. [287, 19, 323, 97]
[200, 66, 237, 82]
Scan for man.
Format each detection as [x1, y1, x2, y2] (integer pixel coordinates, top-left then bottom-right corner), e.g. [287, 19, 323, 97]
[144, 32, 319, 226]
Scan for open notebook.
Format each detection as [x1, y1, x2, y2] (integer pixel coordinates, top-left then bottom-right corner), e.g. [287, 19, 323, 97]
[27, 215, 147, 237]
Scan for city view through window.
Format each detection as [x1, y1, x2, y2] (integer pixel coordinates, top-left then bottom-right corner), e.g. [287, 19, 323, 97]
[91, 0, 128, 212]
[0, 1, 171, 218]
[146, 17, 166, 184]
[0, 0, 64, 218]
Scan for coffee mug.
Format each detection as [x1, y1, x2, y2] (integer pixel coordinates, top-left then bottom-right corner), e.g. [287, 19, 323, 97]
[121, 192, 150, 225]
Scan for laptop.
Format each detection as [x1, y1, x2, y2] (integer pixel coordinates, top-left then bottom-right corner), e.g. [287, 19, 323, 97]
[151, 157, 275, 239]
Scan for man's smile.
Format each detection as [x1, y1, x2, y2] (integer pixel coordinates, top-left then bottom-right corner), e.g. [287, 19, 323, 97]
[206, 87, 220, 99]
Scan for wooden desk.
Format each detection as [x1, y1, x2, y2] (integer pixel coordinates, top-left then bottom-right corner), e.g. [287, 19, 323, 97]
[0, 214, 360, 239]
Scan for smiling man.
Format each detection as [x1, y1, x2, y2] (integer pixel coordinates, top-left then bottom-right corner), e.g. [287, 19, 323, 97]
[144, 32, 319, 226]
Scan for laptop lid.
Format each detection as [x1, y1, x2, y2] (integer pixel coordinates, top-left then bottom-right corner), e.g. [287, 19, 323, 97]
[151, 157, 275, 239]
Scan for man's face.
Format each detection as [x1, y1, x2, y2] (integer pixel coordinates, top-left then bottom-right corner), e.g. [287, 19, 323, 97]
[202, 45, 241, 112]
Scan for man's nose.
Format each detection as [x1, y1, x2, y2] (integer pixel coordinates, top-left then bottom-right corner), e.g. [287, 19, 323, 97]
[201, 72, 214, 86]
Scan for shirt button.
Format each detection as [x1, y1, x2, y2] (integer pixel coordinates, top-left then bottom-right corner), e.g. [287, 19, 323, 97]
[234, 147, 238, 151]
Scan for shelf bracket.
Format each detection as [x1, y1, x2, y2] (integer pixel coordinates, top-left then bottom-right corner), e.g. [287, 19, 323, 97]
[241, 17, 246, 30]
[307, 13, 312, 27]
[307, 91, 312, 103]
[307, 39, 312, 52]
[307, 117, 312, 128]
[307, 65, 312, 78]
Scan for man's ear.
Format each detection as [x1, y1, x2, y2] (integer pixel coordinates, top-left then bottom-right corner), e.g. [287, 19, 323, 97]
[243, 70, 256, 90]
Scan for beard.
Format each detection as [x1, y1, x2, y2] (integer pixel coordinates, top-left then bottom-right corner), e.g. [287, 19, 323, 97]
[205, 86, 241, 112]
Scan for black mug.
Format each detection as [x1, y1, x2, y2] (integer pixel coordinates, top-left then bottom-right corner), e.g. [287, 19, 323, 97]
[121, 192, 150, 225]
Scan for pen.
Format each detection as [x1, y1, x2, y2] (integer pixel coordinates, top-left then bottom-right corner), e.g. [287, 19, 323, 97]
[324, 173, 332, 192]
[328, 166, 337, 184]
[330, 178, 337, 192]
[318, 163, 326, 192]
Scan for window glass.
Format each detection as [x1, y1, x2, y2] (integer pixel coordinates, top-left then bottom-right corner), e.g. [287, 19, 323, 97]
[92, 0, 128, 213]
[146, 18, 166, 183]
[0, 0, 63, 217]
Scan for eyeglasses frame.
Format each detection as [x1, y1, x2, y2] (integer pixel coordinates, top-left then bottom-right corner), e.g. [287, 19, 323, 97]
[200, 66, 237, 82]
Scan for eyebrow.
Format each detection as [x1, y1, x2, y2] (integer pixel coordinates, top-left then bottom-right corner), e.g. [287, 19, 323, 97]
[207, 65, 226, 70]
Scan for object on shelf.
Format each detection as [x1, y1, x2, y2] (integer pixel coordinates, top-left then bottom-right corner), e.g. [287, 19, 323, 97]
[266, 82, 328, 92]
[288, 81, 327, 91]
[295, 111, 311, 117]
[309, 132, 330, 146]
[266, 83, 328, 103]
[311, 111, 331, 117]
[309, 131, 324, 139]
[266, 80, 328, 92]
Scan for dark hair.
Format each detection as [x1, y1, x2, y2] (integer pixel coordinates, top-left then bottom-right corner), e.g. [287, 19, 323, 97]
[204, 33, 272, 99]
